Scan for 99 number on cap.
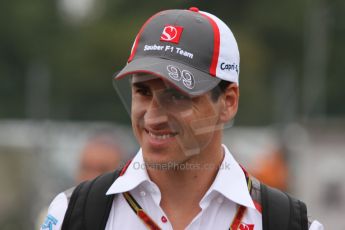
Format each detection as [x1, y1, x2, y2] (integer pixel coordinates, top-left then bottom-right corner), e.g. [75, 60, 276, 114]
[167, 65, 195, 89]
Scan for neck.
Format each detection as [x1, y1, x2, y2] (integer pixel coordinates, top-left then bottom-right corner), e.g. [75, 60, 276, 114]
[149, 145, 224, 194]
[146, 134, 224, 228]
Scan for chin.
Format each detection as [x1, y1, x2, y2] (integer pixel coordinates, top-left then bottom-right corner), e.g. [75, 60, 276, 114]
[142, 146, 185, 167]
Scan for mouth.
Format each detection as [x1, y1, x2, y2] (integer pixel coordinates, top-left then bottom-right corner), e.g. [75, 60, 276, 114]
[145, 129, 178, 140]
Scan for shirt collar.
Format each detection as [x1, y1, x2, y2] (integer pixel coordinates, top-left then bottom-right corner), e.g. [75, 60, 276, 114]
[201, 144, 255, 209]
[106, 148, 151, 195]
[106, 145, 256, 210]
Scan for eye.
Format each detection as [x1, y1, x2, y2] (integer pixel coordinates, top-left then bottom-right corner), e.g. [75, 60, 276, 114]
[134, 87, 151, 96]
[170, 91, 190, 101]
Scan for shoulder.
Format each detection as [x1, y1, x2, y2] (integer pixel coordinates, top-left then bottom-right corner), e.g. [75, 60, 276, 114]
[40, 191, 69, 230]
[250, 177, 324, 230]
[309, 220, 324, 230]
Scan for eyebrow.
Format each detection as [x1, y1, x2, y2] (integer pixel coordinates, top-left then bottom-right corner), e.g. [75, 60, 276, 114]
[164, 87, 185, 94]
[132, 82, 148, 89]
[132, 81, 191, 98]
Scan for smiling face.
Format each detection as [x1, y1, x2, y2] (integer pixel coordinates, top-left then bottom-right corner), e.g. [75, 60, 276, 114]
[130, 74, 239, 166]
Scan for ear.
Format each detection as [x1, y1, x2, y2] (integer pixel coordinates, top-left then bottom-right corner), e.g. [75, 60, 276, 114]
[219, 83, 239, 123]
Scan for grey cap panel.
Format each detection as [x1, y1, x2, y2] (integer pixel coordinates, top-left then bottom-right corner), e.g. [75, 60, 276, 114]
[132, 9, 215, 75]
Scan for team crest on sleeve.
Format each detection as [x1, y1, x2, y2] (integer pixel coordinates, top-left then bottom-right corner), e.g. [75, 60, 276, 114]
[41, 214, 58, 230]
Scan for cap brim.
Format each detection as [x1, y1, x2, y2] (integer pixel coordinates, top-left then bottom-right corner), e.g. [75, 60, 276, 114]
[114, 57, 221, 97]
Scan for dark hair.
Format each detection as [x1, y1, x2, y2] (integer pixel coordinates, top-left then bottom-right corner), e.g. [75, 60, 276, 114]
[210, 80, 232, 101]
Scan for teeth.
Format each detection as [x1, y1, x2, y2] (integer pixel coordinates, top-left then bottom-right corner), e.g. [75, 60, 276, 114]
[149, 132, 175, 140]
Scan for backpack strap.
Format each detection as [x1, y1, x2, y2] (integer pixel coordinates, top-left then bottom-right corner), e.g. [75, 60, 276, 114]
[61, 170, 121, 230]
[261, 183, 308, 230]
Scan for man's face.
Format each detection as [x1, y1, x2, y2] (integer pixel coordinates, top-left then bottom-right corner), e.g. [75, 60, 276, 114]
[130, 74, 226, 166]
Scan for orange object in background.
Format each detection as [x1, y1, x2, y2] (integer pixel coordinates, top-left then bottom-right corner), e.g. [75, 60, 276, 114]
[249, 149, 289, 191]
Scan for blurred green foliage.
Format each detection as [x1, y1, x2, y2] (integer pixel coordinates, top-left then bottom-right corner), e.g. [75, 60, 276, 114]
[1, 0, 344, 125]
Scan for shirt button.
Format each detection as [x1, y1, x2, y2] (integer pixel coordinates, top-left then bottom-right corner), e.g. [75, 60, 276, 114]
[217, 197, 223, 204]
[161, 216, 168, 223]
[140, 191, 146, 197]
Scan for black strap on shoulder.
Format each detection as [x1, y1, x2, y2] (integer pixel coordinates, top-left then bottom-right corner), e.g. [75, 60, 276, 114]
[61, 170, 121, 230]
[261, 183, 308, 230]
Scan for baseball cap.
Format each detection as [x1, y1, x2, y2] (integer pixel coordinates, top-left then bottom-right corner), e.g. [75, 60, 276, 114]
[114, 7, 240, 97]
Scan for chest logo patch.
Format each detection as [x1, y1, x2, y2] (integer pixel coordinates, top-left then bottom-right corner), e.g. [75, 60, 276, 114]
[41, 214, 58, 230]
[238, 223, 254, 230]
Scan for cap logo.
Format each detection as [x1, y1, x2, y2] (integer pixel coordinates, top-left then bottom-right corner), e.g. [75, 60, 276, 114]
[167, 65, 195, 89]
[160, 25, 184, 44]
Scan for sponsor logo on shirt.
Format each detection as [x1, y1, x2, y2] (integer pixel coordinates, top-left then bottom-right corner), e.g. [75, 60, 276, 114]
[41, 214, 58, 230]
[238, 223, 254, 230]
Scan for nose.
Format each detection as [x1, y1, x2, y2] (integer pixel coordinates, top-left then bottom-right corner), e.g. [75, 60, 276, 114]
[144, 95, 169, 128]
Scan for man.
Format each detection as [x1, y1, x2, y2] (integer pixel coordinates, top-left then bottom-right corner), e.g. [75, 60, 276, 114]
[76, 132, 126, 183]
[42, 7, 323, 230]
[37, 132, 126, 229]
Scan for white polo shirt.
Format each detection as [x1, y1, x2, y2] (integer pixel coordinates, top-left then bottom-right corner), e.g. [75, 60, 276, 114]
[41, 145, 324, 230]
